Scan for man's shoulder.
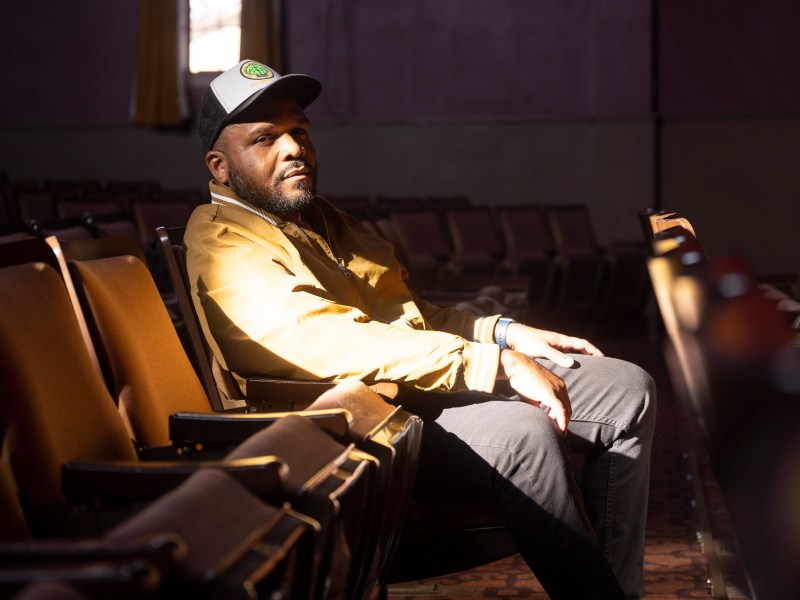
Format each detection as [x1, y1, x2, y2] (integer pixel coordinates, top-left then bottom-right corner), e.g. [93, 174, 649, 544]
[185, 206, 294, 273]
[187, 203, 282, 241]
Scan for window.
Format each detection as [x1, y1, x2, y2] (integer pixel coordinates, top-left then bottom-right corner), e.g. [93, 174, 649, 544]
[189, 0, 242, 73]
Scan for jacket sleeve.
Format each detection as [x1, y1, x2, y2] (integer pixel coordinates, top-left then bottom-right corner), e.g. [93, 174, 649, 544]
[187, 224, 500, 394]
[414, 297, 502, 345]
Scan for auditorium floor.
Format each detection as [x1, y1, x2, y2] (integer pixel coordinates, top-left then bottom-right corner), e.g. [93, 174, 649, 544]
[388, 335, 752, 599]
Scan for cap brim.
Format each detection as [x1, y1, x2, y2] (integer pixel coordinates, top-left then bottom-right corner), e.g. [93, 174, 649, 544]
[227, 73, 322, 124]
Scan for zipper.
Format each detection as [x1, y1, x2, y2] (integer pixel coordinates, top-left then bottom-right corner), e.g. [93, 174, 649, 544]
[214, 191, 352, 277]
[287, 216, 352, 278]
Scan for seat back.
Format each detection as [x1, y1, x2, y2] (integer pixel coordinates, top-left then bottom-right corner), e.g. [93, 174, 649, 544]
[648, 210, 698, 238]
[61, 235, 148, 265]
[16, 191, 57, 225]
[107, 468, 317, 600]
[57, 237, 157, 395]
[388, 209, 451, 289]
[156, 225, 246, 411]
[546, 204, 600, 257]
[444, 207, 503, 277]
[375, 195, 425, 213]
[0, 237, 103, 381]
[131, 199, 194, 250]
[56, 197, 122, 220]
[68, 255, 212, 449]
[544, 205, 606, 327]
[495, 205, 558, 313]
[0, 263, 138, 508]
[327, 195, 374, 220]
[157, 226, 344, 413]
[228, 415, 379, 600]
[307, 380, 423, 593]
[497, 204, 553, 261]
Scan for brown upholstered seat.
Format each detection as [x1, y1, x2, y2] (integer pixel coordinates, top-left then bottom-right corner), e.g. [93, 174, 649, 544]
[496, 204, 558, 314]
[0, 261, 346, 598]
[444, 206, 504, 278]
[67, 255, 210, 449]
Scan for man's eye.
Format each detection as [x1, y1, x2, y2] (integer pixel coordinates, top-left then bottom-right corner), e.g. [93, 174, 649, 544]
[256, 135, 274, 144]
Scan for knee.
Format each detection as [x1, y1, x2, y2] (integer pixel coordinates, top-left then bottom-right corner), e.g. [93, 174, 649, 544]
[625, 362, 657, 434]
[494, 403, 569, 473]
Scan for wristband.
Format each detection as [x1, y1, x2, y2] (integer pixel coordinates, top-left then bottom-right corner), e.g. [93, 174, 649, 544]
[494, 318, 517, 350]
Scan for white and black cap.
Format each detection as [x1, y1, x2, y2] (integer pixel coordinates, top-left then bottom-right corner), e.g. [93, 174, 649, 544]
[198, 59, 322, 153]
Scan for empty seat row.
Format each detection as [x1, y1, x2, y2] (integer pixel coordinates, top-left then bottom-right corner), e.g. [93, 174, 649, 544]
[364, 203, 651, 335]
[0, 174, 203, 251]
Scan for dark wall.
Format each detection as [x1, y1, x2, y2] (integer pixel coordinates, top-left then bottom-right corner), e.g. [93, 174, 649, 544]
[659, 2, 800, 116]
[0, 0, 138, 126]
[4, 2, 800, 124]
[0, 1, 797, 278]
[286, 0, 651, 122]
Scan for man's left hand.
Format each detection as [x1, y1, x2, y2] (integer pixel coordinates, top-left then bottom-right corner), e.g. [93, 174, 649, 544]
[505, 324, 604, 368]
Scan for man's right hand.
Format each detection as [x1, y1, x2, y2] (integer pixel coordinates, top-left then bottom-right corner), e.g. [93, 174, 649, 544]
[497, 349, 572, 432]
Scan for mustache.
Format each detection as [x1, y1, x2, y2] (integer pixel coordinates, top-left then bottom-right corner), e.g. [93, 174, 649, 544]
[277, 160, 315, 180]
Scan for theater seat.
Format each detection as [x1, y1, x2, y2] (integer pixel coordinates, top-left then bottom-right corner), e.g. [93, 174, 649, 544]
[158, 225, 372, 412]
[0, 261, 287, 523]
[67, 249, 422, 598]
[0, 263, 328, 596]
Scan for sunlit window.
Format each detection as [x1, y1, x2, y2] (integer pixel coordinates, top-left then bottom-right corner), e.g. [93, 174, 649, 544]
[189, 0, 242, 73]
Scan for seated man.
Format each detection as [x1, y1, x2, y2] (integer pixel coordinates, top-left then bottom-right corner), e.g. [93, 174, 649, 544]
[186, 59, 656, 599]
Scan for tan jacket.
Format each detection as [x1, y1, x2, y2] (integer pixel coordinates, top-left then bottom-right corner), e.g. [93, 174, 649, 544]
[185, 182, 502, 394]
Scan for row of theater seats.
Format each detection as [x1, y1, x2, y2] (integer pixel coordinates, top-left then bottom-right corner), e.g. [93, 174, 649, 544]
[332, 195, 652, 334]
[0, 175, 203, 263]
[0, 173, 654, 338]
[644, 210, 800, 600]
[0, 233, 521, 598]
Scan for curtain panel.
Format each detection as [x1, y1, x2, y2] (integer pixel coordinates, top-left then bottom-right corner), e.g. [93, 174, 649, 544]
[133, 0, 188, 126]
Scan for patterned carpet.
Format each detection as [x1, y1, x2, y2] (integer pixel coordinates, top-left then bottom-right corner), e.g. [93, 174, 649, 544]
[388, 336, 751, 599]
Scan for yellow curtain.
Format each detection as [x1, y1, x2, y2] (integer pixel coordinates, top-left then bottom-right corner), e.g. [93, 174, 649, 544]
[240, 0, 282, 72]
[133, 0, 187, 126]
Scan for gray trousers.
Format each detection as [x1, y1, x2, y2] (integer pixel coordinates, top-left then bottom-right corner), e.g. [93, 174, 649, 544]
[398, 355, 656, 600]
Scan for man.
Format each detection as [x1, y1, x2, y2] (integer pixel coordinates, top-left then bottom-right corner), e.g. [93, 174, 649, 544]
[186, 59, 655, 599]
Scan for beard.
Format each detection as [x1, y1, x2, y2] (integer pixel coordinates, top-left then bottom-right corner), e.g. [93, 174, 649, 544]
[227, 159, 317, 218]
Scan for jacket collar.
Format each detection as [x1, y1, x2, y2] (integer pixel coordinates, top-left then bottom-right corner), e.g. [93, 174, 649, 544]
[208, 181, 284, 227]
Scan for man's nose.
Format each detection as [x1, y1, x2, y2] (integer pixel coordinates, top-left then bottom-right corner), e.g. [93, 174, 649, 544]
[277, 133, 304, 159]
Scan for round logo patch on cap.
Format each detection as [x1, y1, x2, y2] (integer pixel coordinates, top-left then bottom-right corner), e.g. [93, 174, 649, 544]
[240, 61, 274, 81]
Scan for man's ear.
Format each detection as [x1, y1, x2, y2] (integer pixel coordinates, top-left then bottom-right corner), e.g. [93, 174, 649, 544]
[205, 150, 230, 185]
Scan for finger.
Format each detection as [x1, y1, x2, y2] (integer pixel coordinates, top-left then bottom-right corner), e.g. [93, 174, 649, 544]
[541, 346, 575, 368]
[538, 394, 569, 432]
[560, 335, 604, 357]
[575, 338, 604, 357]
[552, 403, 568, 431]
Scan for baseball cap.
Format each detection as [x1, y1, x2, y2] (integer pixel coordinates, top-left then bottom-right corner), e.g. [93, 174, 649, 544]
[198, 59, 322, 153]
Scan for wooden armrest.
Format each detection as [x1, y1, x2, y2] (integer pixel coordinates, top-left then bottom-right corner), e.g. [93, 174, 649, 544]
[368, 382, 399, 400]
[0, 533, 184, 574]
[62, 456, 287, 503]
[246, 378, 399, 408]
[245, 378, 336, 411]
[0, 559, 160, 597]
[168, 409, 352, 445]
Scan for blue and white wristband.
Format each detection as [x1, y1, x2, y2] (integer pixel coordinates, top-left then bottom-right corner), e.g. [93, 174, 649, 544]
[494, 318, 517, 350]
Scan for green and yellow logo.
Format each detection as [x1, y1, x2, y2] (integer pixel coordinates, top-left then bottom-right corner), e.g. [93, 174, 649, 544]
[240, 61, 274, 81]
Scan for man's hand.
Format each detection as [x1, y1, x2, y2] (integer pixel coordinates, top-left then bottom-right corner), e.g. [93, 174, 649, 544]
[505, 324, 603, 368]
[498, 349, 571, 432]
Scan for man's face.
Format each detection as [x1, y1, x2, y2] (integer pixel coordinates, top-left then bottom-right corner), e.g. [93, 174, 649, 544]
[211, 95, 318, 218]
